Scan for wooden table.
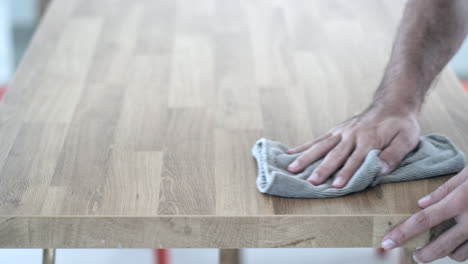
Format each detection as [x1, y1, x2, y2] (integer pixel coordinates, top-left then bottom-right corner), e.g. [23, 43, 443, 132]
[1, 0, 468, 250]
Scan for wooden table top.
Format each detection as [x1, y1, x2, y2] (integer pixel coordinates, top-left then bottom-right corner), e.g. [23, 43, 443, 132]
[1, 0, 468, 248]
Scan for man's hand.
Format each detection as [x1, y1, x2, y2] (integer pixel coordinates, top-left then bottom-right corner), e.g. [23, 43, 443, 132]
[382, 167, 468, 263]
[286, 106, 420, 188]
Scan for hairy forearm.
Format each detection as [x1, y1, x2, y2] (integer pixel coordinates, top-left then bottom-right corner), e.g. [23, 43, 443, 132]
[371, 0, 468, 114]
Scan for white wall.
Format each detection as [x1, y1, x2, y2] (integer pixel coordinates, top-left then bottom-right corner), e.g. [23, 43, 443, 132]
[10, 0, 39, 27]
[56, 249, 155, 264]
[0, 249, 42, 264]
[450, 38, 468, 79]
[0, 0, 14, 84]
[243, 248, 399, 264]
[0, 248, 462, 264]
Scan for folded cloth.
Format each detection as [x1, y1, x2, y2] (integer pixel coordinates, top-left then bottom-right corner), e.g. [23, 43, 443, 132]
[252, 133, 466, 198]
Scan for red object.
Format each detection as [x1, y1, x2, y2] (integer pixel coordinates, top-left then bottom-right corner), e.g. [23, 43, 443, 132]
[154, 249, 170, 264]
[463, 80, 468, 93]
[0, 84, 7, 102]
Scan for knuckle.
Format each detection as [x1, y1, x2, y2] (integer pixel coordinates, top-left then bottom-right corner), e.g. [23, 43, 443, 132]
[391, 228, 407, 244]
[343, 128, 359, 140]
[329, 149, 345, 159]
[461, 167, 468, 177]
[348, 155, 359, 164]
[437, 183, 451, 198]
[453, 197, 468, 213]
[348, 153, 365, 164]
[316, 165, 336, 177]
[450, 189, 468, 212]
[380, 151, 399, 166]
[331, 143, 346, 153]
[429, 244, 450, 259]
[348, 126, 358, 134]
[450, 252, 468, 262]
[329, 127, 341, 135]
[460, 183, 468, 199]
[357, 131, 376, 142]
[327, 148, 339, 155]
[375, 137, 387, 149]
[369, 134, 381, 144]
[399, 134, 414, 145]
[413, 211, 431, 228]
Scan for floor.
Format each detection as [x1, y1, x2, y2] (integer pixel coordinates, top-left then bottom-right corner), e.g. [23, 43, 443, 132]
[0, 249, 395, 264]
[0, 248, 464, 264]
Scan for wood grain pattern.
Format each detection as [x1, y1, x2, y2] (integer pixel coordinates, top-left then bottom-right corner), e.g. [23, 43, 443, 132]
[0, 216, 373, 248]
[0, 0, 467, 247]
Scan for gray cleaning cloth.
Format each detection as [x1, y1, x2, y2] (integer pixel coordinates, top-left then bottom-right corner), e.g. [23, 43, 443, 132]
[252, 134, 466, 198]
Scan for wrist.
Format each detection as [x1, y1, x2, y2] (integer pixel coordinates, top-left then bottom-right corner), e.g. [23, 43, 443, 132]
[370, 97, 420, 116]
[365, 97, 419, 120]
[370, 80, 423, 116]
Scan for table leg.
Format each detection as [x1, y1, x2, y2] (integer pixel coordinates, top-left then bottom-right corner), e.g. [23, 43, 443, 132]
[39, 0, 51, 18]
[220, 249, 240, 264]
[403, 248, 416, 264]
[42, 248, 56, 264]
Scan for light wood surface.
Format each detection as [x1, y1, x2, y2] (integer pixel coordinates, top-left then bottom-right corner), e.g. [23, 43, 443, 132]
[1, 0, 468, 248]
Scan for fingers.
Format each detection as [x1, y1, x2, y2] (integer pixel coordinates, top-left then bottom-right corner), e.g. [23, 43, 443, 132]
[332, 146, 370, 188]
[418, 167, 468, 209]
[412, 224, 468, 263]
[307, 140, 355, 185]
[382, 191, 463, 250]
[287, 133, 332, 154]
[378, 133, 419, 175]
[287, 135, 341, 173]
[450, 240, 468, 262]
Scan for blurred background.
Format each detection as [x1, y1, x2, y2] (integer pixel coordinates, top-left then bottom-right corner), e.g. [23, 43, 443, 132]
[0, 248, 398, 264]
[0, 0, 43, 95]
[0, 248, 463, 264]
[0, 0, 467, 263]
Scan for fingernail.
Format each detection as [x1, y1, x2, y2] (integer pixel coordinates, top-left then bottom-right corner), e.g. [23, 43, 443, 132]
[381, 239, 396, 250]
[380, 162, 390, 175]
[288, 160, 299, 170]
[332, 177, 344, 187]
[307, 171, 320, 182]
[412, 253, 422, 263]
[418, 195, 430, 205]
